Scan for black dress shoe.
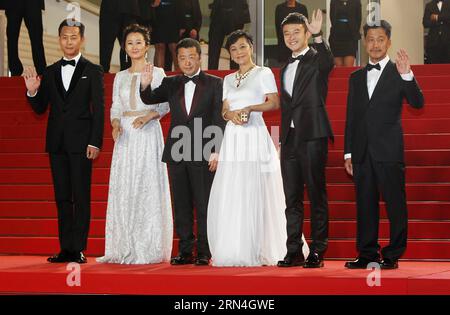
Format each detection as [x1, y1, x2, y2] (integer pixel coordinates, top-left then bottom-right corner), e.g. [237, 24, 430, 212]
[194, 256, 210, 266]
[47, 250, 72, 263]
[380, 259, 398, 269]
[277, 253, 305, 267]
[170, 254, 194, 265]
[344, 257, 380, 269]
[72, 252, 87, 264]
[304, 252, 324, 268]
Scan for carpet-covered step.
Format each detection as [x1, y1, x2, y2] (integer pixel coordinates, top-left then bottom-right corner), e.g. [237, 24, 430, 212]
[2, 150, 450, 168]
[1, 236, 449, 260]
[2, 134, 449, 153]
[1, 218, 449, 240]
[1, 201, 449, 221]
[1, 166, 450, 185]
[1, 183, 450, 202]
[4, 118, 450, 139]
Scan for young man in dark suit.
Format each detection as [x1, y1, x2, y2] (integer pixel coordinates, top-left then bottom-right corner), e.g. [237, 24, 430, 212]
[344, 21, 424, 270]
[277, 11, 334, 269]
[24, 20, 105, 264]
[4, 0, 46, 76]
[207, 0, 251, 70]
[140, 38, 225, 266]
[423, 0, 450, 64]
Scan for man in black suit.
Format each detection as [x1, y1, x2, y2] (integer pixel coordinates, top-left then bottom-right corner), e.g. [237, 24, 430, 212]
[177, 0, 202, 40]
[140, 39, 225, 266]
[423, 0, 450, 64]
[207, 0, 251, 69]
[24, 20, 105, 264]
[276, 11, 334, 269]
[344, 21, 424, 270]
[4, 0, 46, 76]
[99, 0, 140, 72]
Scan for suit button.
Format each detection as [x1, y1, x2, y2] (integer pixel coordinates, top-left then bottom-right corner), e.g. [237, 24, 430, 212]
[63, 109, 67, 113]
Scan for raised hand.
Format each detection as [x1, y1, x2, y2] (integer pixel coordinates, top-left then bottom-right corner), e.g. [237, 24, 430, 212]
[140, 63, 154, 90]
[305, 9, 323, 35]
[396, 49, 411, 75]
[23, 67, 41, 95]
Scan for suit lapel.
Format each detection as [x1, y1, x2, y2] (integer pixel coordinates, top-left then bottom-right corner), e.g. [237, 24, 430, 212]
[66, 56, 88, 98]
[177, 76, 189, 119]
[187, 71, 205, 120]
[54, 60, 66, 100]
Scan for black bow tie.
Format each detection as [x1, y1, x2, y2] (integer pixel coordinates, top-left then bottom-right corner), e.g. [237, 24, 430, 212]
[182, 75, 200, 84]
[288, 54, 304, 64]
[61, 59, 76, 67]
[366, 63, 381, 71]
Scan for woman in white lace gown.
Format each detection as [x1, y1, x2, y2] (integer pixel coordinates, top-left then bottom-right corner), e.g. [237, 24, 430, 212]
[97, 25, 173, 264]
[207, 31, 309, 267]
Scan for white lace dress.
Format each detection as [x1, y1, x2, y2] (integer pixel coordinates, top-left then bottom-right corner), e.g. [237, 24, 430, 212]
[207, 66, 309, 267]
[97, 67, 173, 264]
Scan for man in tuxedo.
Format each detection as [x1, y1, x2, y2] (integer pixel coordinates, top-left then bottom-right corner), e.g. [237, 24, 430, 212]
[24, 20, 105, 264]
[207, 0, 251, 69]
[277, 11, 334, 269]
[99, 0, 140, 72]
[4, 0, 46, 76]
[344, 21, 424, 270]
[423, 0, 450, 64]
[177, 0, 202, 40]
[140, 38, 225, 266]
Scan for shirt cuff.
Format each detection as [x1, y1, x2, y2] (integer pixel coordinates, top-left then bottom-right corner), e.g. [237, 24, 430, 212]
[88, 145, 100, 150]
[401, 70, 414, 81]
[344, 153, 352, 160]
[27, 90, 38, 97]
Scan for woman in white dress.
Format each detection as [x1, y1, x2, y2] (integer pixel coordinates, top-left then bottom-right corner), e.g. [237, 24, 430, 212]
[207, 30, 309, 267]
[97, 24, 173, 264]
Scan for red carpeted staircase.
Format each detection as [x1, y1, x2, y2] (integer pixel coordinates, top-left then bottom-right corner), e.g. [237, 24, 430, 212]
[0, 65, 449, 261]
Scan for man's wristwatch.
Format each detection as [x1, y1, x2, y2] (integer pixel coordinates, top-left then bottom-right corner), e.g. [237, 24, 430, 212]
[312, 30, 323, 38]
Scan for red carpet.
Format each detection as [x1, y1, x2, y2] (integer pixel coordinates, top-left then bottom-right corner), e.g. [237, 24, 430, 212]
[0, 65, 449, 262]
[0, 256, 449, 295]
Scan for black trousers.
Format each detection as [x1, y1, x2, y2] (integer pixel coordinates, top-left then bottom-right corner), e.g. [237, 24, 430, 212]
[427, 38, 450, 64]
[207, 20, 241, 70]
[99, 12, 135, 72]
[49, 151, 92, 253]
[168, 162, 214, 258]
[280, 130, 329, 257]
[353, 151, 408, 261]
[5, 6, 46, 76]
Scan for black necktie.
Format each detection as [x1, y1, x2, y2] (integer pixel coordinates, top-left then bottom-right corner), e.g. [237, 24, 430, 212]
[61, 59, 76, 67]
[288, 54, 303, 64]
[182, 75, 199, 84]
[366, 63, 381, 71]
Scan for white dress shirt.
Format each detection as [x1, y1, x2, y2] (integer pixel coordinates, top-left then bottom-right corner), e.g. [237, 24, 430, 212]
[438, 1, 443, 11]
[184, 68, 201, 115]
[283, 46, 310, 128]
[61, 52, 82, 91]
[344, 55, 414, 160]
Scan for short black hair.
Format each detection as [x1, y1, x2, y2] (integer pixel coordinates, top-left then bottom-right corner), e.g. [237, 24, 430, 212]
[176, 38, 202, 56]
[225, 30, 254, 52]
[58, 19, 85, 37]
[122, 24, 151, 49]
[281, 12, 308, 30]
[363, 20, 392, 39]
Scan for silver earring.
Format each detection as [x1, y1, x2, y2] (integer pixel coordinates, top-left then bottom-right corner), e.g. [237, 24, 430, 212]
[126, 54, 128, 63]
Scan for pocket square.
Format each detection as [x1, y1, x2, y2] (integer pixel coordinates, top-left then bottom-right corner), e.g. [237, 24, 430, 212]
[81, 76, 88, 79]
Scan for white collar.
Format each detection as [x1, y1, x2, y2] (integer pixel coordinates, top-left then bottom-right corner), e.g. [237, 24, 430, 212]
[63, 52, 82, 65]
[292, 46, 310, 59]
[369, 55, 390, 71]
[185, 68, 201, 78]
